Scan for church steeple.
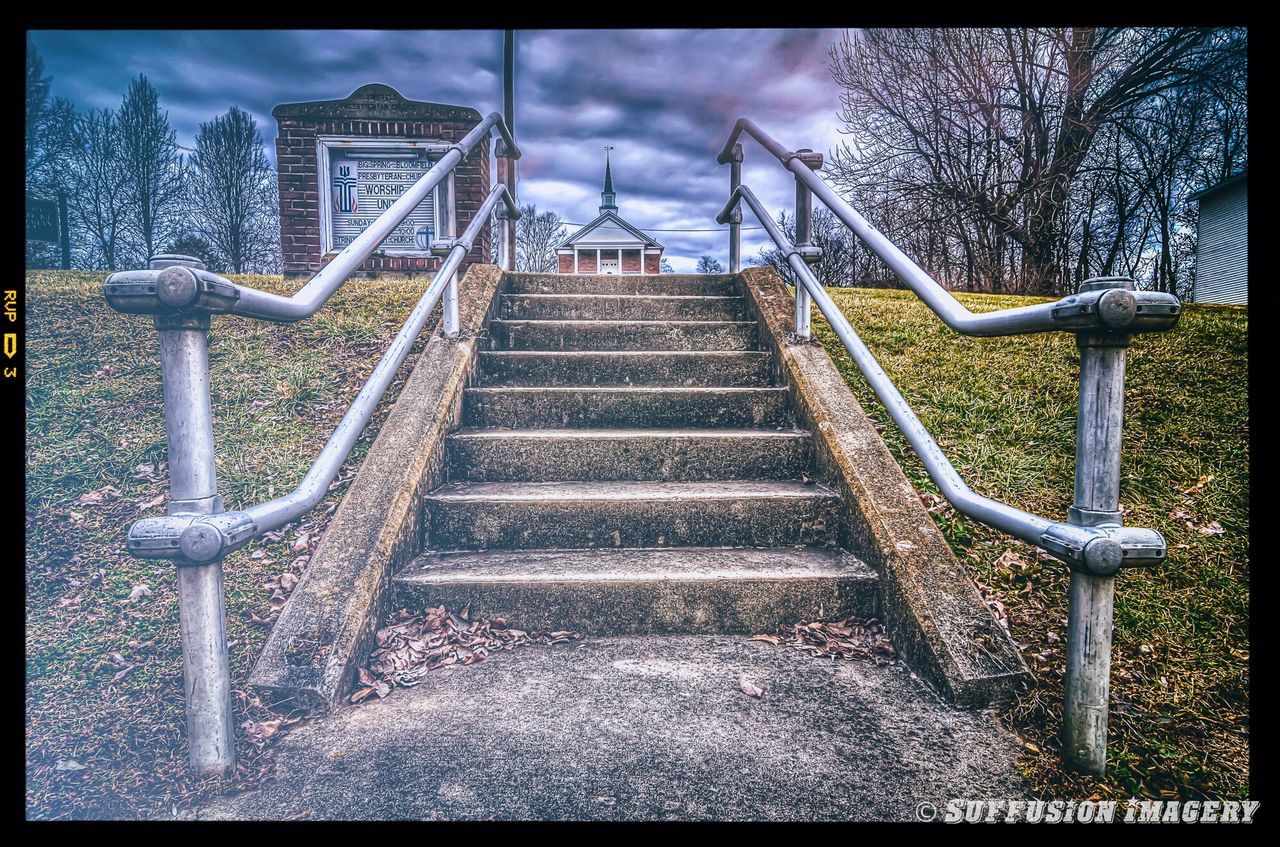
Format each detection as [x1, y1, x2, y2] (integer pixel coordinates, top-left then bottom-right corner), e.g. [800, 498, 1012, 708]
[600, 145, 618, 214]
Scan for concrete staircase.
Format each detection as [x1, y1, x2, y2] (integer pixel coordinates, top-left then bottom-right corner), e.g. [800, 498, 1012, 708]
[393, 273, 880, 633]
[229, 269, 1032, 821]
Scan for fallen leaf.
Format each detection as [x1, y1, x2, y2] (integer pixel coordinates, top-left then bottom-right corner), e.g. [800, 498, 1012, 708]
[54, 759, 87, 772]
[350, 687, 378, 704]
[75, 485, 123, 507]
[124, 584, 152, 603]
[110, 663, 138, 683]
[749, 634, 780, 645]
[1198, 521, 1225, 537]
[739, 676, 764, 698]
[243, 718, 283, 745]
[1182, 474, 1214, 494]
[136, 493, 167, 512]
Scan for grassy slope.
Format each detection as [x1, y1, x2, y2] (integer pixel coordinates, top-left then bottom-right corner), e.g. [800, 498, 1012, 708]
[814, 287, 1248, 799]
[25, 271, 435, 819]
[25, 274, 1248, 816]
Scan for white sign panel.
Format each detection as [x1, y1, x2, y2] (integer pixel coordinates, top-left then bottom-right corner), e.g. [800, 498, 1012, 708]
[320, 142, 443, 255]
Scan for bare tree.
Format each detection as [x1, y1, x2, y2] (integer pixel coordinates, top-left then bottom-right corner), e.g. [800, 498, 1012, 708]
[25, 36, 75, 188]
[26, 35, 76, 267]
[66, 108, 131, 270]
[516, 204, 567, 272]
[696, 256, 725, 274]
[188, 106, 277, 274]
[749, 208, 863, 287]
[118, 75, 185, 266]
[828, 27, 1245, 296]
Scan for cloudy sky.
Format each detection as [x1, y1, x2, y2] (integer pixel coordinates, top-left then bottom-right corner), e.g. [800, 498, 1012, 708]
[32, 29, 851, 272]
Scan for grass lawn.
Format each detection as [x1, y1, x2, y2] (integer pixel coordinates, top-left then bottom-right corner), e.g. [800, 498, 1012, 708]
[25, 270, 437, 819]
[25, 272, 1248, 817]
[814, 287, 1249, 800]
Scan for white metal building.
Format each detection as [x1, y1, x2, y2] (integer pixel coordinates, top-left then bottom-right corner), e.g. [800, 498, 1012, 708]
[1190, 172, 1247, 305]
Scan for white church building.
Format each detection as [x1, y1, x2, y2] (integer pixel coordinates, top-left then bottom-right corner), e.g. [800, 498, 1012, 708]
[557, 150, 664, 274]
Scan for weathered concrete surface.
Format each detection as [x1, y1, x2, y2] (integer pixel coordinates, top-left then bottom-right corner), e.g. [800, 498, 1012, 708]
[192, 637, 1026, 821]
[508, 272, 736, 296]
[446, 428, 812, 482]
[463, 385, 793, 429]
[502, 293, 745, 321]
[490, 319, 759, 352]
[738, 267, 1033, 706]
[394, 546, 880, 633]
[425, 480, 843, 550]
[247, 265, 505, 711]
[479, 350, 773, 387]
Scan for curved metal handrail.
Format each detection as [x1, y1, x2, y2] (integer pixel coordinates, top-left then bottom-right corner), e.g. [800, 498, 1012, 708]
[106, 112, 520, 324]
[718, 118, 1180, 337]
[717, 183, 1164, 571]
[107, 115, 523, 563]
[718, 117, 1186, 776]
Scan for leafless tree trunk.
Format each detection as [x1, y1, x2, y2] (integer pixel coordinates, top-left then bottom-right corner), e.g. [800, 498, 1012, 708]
[188, 106, 277, 274]
[67, 108, 130, 270]
[515, 204, 567, 273]
[118, 75, 186, 266]
[827, 27, 1244, 296]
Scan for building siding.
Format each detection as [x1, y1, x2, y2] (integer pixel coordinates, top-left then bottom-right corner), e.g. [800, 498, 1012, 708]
[1194, 179, 1247, 305]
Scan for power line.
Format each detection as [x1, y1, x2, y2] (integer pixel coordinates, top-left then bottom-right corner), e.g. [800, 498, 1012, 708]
[560, 221, 766, 232]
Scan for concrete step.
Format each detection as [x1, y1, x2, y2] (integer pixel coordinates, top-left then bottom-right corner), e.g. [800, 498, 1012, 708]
[447, 428, 813, 482]
[507, 273, 738, 297]
[424, 480, 842, 550]
[490, 320, 759, 352]
[501, 294, 746, 322]
[478, 351, 775, 387]
[394, 547, 879, 634]
[463, 386, 793, 429]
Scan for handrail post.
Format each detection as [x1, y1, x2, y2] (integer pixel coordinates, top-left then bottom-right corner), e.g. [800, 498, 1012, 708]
[496, 149, 517, 272]
[1062, 276, 1136, 775]
[503, 29, 518, 273]
[150, 254, 236, 777]
[727, 143, 743, 273]
[441, 269, 461, 336]
[791, 149, 823, 339]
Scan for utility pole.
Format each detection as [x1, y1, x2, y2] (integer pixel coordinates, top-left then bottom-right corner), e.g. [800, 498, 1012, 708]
[498, 29, 518, 272]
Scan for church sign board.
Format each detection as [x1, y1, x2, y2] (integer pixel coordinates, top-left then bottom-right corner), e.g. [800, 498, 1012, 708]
[26, 197, 61, 244]
[273, 84, 491, 278]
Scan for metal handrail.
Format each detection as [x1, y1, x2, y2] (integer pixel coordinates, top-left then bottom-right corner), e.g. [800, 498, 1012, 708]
[239, 184, 515, 536]
[103, 112, 522, 777]
[107, 113, 520, 324]
[717, 117, 1183, 778]
[718, 118, 1180, 337]
[717, 183, 1163, 568]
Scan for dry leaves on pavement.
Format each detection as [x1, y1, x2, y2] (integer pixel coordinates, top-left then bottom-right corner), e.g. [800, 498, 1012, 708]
[752, 617, 897, 664]
[350, 606, 582, 703]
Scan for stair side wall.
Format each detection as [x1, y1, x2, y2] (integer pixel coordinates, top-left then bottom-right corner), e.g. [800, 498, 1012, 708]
[248, 264, 506, 711]
[736, 267, 1033, 707]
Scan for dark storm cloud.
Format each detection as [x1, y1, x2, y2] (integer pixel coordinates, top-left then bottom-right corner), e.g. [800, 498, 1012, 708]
[33, 28, 847, 271]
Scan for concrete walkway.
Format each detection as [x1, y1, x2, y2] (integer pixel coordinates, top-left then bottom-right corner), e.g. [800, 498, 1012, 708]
[192, 636, 1027, 821]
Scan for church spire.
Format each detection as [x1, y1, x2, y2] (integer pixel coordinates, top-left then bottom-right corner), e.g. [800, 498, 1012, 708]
[600, 145, 618, 214]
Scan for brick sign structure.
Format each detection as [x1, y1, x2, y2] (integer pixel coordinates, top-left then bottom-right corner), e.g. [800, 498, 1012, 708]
[273, 84, 491, 279]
